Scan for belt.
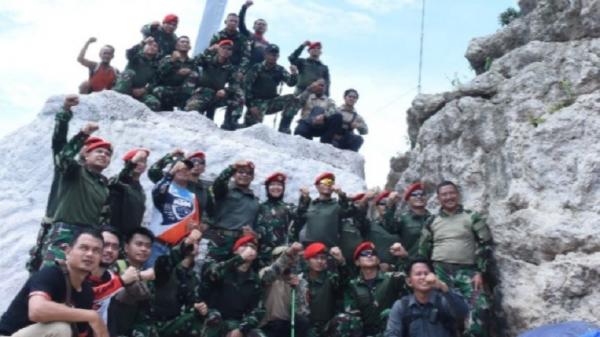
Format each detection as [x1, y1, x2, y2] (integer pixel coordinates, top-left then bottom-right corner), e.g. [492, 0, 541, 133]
[214, 228, 241, 237]
[433, 261, 477, 274]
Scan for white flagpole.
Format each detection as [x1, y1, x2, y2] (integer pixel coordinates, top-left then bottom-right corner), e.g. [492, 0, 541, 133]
[194, 0, 229, 56]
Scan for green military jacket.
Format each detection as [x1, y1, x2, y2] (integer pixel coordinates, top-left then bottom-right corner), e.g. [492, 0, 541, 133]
[156, 55, 196, 87]
[44, 108, 72, 221]
[52, 132, 109, 227]
[344, 271, 408, 336]
[384, 206, 431, 258]
[305, 262, 347, 329]
[212, 166, 259, 230]
[288, 43, 331, 95]
[147, 152, 214, 223]
[202, 255, 263, 333]
[193, 51, 241, 96]
[418, 206, 493, 273]
[141, 23, 177, 57]
[339, 204, 369, 263]
[123, 43, 160, 89]
[255, 199, 295, 266]
[296, 194, 352, 248]
[244, 62, 298, 102]
[209, 29, 250, 68]
[366, 219, 400, 266]
[108, 161, 146, 234]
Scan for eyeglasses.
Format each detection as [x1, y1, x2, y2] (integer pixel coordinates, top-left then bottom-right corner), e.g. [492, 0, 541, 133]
[319, 178, 334, 186]
[410, 191, 426, 198]
[191, 159, 206, 165]
[237, 170, 254, 176]
[360, 250, 377, 257]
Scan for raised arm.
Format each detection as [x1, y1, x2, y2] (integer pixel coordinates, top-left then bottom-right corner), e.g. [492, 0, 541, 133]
[77, 37, 98, 69]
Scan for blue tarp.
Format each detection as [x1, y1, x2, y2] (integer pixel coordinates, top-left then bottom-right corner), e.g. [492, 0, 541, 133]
[518, 321, 600, 337]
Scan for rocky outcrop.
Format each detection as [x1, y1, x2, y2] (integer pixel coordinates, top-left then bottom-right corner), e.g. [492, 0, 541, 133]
[388, 0, 600, 335]
[0, 91, 366, 310]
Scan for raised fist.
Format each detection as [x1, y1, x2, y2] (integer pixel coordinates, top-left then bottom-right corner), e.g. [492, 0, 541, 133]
[330, 246, 344, 263]
[194, 302, 208, 316]
[287, 242, 303, 255]
[389, 242, 408, 258]
[170, 161, 189, 174]
[63, 95, 79, 111]
[304, 40, 311, 47]
[87, 37, 97, 44]
[131, 150, 148, 163]
[290, 65, 298, 75]
[300, 187, 310, 198]
[81, 122, 99, 135]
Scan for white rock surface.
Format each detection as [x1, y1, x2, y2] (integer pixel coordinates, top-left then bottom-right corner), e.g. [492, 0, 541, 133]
[389, 0, 600, 335]
[0, 90, 366, 310]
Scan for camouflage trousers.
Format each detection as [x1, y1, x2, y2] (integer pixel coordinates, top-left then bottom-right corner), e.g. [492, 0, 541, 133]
[434, 263, 491, 337]
[201, 314, 266, 337]
[151, 84, 194, 111]
[184, 87, 243, 120]
[131, 311, 210, 337]
[243, 95, 300, 127]
[40, 222, 86, 268]
[113, 69, 161, 111]
[26, 220, 53, 273]
[320, 313, 364, 337]
[203, 228, 242, 262]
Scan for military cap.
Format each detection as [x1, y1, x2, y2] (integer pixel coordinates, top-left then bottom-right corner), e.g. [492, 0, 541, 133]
[314, 172, 335, 185]
[265, 172, 286, 185]
[122, 148, 150, 161]
[265, 44, 280, 54]
[163, 14, 179, 24]
[233, 235, 258, 252]
[404, 182, 424, 201]
[353, 241, 376, 261]
[375, 191, 391, 205]
[304, 242, 327, 260]
[351, 193, 366, 202]
[86, 140, 113, 154]
[218, 39, 234, 47]
[187, 151, 206, 161]
[308, 41, 322, 50]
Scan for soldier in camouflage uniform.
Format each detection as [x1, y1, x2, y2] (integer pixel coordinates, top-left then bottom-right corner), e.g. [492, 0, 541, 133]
[208, 13, 251, 70]
[27, 95, 82, 272]
[201, 235, 266, 337]
[113, 37, 161, 111]
[302, 243, 360, 337]
[148, 149, 214, 225]
[418, 181, 494, 337]
[243, 44, 299, 132]
[141, 14, 179, 58]
[238, 0, 269, 66]
[131, 230, 214, 337]
[40, 118, 112, 267]
[343, 241, 409, 337]
[289, 41, 330, 95]
[255, 172, 296, 268]
[367, 191, 402, 272]
[338, 193, 371, 267]
[151, 36, 197, 111]
[185, 40, 244, 130]
[206, 160, 259, 262]
[259, 243, 310, 337]
[383, 182, 431, 258]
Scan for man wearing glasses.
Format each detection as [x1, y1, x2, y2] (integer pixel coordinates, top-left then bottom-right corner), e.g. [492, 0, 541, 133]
[208, 160, 260, 261]
[418, 181, 493, 337]
[384, 182, 432, 258]
[343, 241, 409, 337]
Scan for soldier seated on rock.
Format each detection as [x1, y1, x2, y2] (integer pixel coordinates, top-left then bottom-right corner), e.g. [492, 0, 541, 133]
[184, 39, 245, 130]
[332, 89, 368, 152]
[418, 180, 493, 337]
[293, 79, 344, 145]
[113, 37, 161, 111]
[384, 257, 469, 337]
[242, 44, 299, 133]
[141, 14, 179, 58]
[77, 37, 118, 94]
[151, 36, 198, 111]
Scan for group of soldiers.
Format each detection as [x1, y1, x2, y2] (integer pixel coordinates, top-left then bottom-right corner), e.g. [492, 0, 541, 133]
[0, 87, 496, 337]
[76, 1, 368, 152]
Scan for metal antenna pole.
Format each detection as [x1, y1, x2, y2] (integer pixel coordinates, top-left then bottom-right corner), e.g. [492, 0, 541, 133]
[417, 0, 426, 94]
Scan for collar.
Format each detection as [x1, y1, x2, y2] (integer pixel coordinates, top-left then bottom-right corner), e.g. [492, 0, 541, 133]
[409, 208, 431, 219]
[438, 205, 465, 217]
[358, 271, 385, 285]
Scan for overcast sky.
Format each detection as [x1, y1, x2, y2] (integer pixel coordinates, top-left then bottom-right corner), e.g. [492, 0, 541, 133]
[0, 0, 516, 187]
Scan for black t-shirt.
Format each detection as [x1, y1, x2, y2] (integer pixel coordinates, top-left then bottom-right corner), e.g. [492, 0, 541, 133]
[0, 265, 94, 335]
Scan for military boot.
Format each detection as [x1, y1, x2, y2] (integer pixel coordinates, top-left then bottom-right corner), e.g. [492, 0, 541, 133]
[278, 114, 294, 134]
[221, 109, 239, 131]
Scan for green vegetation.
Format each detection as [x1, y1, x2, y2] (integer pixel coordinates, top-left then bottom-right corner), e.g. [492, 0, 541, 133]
[499, 7, 521, 26]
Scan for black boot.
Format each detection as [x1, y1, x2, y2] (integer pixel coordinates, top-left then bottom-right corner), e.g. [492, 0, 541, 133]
[221, 109, 239, 131]
[278, 114, 294, 134]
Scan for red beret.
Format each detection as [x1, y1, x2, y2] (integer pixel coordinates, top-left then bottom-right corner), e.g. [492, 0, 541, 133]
[163, 14, 179, 24]
[314, 172, 335, 185]
[308, 41, 322, 50]
[187, 151, 205, 160]
[232, 235, 258, 252]
[86, 140, 112, 154]
[122, 148, 150, 162]
[218, 39, 234, 47]
[265, 172, 286, 185]
[351, 193, 366, 202]
[84, 136, 104, 147]
[375, 191, 391, 204]
[304, 242, 327, 260]
[404, 182, 424, 201]
[353, 241, 375, 261]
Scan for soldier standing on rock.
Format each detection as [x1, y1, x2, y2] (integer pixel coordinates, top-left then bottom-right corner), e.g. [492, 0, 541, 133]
[418, 180, 494, 337]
